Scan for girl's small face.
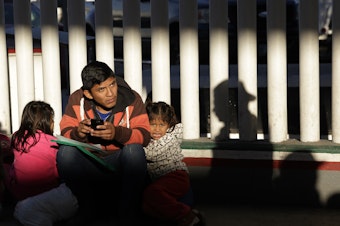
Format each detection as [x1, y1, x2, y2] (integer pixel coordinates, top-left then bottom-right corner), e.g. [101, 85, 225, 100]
[149, 118, 169, 140]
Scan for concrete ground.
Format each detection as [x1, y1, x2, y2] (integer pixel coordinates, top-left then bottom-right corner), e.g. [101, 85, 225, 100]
[2, 137, 340, 226]
[197, 204, 340, 226]
[2, 203, 340, 226]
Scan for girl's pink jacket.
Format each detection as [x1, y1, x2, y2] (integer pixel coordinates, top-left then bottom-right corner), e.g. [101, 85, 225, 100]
[5, 131, 59, 200]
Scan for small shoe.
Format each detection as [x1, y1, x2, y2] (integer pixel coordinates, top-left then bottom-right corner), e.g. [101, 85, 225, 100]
[179, 209, 205, 226]
[192, 209, 206, 226]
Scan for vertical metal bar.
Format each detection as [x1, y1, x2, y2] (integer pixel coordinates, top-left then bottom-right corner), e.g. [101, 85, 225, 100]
[13, 0, 34, 128]
[209, 0, 229, 140]
[151, 0, 171, 104]
[123, 0, 143, 95]
[332, 0, 340, 143]
[237, 0, 257, 141]
[267, 0, 288, 142]
[299, 0, 320, 142]
[68, 0, 87, 93]
[180, 0, 200, 139]
[41, 0, 62, 134]
[95, 0, 114, 70]
[0, 0, 11, 134]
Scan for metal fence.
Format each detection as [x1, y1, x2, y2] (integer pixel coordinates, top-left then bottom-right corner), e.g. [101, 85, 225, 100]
[0, 0, 338, 143]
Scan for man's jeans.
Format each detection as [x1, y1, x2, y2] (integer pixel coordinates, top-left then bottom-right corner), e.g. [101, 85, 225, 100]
[56, 144, 147, 219]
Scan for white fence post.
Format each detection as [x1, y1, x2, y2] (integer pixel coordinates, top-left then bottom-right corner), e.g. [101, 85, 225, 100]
[0, 0, 11, 134]
[299, 0, 320, 142]
[267, 0, 288, 142]
[40, 0, 62, 135]
[95, 0, 114, 70]
[123, 0, 143, 96]
[209, 0, 229, 140]
[332, 0, 340, 143]
[68, 0, 87, 93]
[13, 0, 35, 125]
[151, 0, 171, 104]
[237, 0, 258, 141]
[180, 0, 200, 139]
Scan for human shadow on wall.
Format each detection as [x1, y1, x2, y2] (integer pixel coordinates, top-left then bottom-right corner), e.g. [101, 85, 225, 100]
[212, 80, 257, 140]
[272, 151, 321, 207]
[191, 81, 274, 207]
[212, 80, 230, 141]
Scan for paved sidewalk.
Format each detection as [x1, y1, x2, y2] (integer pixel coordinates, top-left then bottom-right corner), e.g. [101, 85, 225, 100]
[2, 204, 340, 226]
[2, 139, 340, 226]
[197, 204, 340, 226]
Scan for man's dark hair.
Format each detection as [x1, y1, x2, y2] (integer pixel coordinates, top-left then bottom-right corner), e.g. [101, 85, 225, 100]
[81, 61, 115, 90]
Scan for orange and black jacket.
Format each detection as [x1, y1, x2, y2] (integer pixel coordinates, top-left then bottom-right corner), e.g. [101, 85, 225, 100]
[60, 76, 151, 152]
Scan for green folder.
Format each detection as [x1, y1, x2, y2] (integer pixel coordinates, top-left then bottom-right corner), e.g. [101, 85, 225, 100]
[52, 135, 115, 172]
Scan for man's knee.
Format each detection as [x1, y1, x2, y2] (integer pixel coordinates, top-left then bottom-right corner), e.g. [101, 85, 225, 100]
[57, 145, 81, 166]
[122, 144, 145, 161]
[123, 144, 145, 157]
[121, 144, 146, 171]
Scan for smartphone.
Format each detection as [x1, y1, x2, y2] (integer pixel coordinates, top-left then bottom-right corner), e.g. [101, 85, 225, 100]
[91, 119, 104, 130]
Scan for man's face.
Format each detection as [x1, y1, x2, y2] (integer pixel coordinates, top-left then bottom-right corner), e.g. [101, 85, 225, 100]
[84, 76, 118, 112]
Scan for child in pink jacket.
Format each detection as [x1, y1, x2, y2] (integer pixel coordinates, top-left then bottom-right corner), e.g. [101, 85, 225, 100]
[5, 101, 59, 200]
[3, 101, 78, 226]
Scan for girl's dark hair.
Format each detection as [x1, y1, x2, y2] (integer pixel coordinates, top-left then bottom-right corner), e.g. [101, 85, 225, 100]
[11, 101, 54, 153]
[81, 61, 115, 90]
[146, 101, 178, 130]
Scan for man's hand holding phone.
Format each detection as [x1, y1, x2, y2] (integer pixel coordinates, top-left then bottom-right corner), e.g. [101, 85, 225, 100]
[91, 119, 104, 130]
[90, 119, 116, 140]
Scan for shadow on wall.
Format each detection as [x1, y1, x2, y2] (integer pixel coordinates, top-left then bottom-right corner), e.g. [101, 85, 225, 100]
[189, 82, 324, 208]
[189, 81, 275, 206]
[211, 80, 229, 141]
